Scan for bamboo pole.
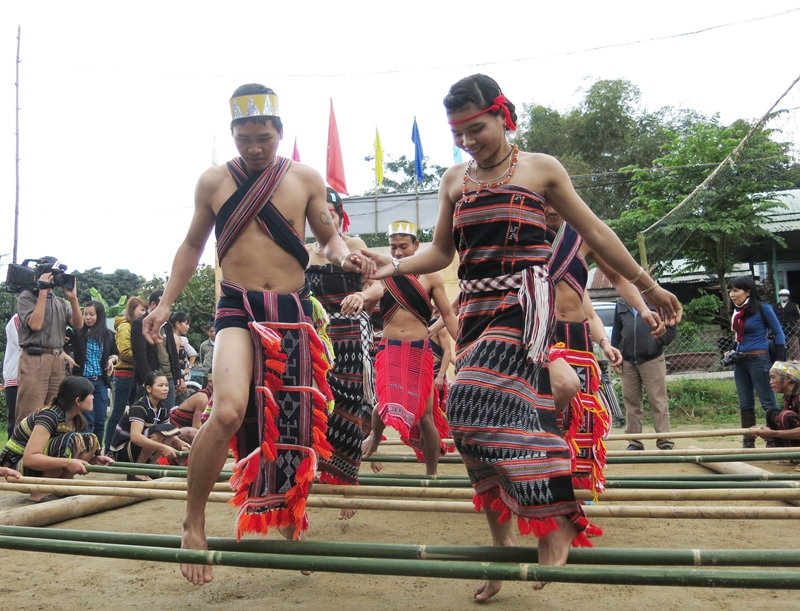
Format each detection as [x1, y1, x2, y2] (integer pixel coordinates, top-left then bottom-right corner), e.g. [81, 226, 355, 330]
[362, 452, 800, 465]
[4, 525, 800, 568]
[10, 477, 232, 492]
[375, 446, 800, 458]
[11, 481, 800, 505]
[2, 534, 800, 588]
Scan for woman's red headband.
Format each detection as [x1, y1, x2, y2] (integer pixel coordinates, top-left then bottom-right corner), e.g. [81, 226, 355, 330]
[447, 94, 516, 131]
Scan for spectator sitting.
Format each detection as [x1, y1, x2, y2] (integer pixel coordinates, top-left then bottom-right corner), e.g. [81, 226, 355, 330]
[756, 361, 800, 449]
[0, 376, 114, 501]
[198, 324, 215, 388]
[108, 370, 190, 478]
[106, 296, 148, 454]
[68, 300, 119, 442]
[169, 377, 213, 443]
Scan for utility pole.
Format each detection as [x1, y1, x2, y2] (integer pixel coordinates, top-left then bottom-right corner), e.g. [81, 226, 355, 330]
[13, 25, 21, 264]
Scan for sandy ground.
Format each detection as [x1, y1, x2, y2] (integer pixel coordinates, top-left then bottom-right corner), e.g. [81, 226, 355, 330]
[0, 427, 799, 611]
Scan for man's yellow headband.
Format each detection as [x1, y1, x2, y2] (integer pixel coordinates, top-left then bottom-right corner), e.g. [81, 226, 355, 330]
[230, 94, 280, 120]
[388, 221, 418, 236]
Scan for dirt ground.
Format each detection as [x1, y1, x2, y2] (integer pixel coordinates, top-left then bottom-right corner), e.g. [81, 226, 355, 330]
[0, 427, 799, 611]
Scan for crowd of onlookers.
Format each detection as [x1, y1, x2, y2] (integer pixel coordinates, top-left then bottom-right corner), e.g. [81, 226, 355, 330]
[0, 280, 215, 497]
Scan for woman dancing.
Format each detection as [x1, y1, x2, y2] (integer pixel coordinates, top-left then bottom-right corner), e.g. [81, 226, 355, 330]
[363, 74, 681, 601]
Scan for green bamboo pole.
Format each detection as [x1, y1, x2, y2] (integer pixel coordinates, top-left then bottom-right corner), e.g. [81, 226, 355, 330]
[608, 474, 800, 482]
[604, 480, 800, 490]
[362, 453, 800, 464]
[3, 525, 800, 568]
[0, 534, 798, 588]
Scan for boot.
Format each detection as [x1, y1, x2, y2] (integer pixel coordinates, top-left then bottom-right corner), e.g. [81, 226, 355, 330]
[741, 410, 756, 449]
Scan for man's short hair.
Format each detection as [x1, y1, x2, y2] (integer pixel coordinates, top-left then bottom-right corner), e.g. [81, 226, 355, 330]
[230, 83, 283, 134]
[148, 289, 164, 307]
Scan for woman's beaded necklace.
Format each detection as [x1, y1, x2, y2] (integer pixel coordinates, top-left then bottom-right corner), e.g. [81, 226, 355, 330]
[461, 144, 519, 203]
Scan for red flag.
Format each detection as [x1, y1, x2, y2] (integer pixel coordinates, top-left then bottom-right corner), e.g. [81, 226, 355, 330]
[326, 99, 348, 194]
[291, 137, 301, 162]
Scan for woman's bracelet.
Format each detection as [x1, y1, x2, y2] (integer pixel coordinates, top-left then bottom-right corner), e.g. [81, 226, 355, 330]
[627, 266, 644, 285]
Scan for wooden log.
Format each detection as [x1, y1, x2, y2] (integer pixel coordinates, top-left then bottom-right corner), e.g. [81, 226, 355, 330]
[693, 445, 800, 508]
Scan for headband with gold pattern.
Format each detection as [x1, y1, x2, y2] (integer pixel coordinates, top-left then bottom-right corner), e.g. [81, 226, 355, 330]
[230, 94, 280, 120]
[772, 361, 800, 382]
[388, 221, 418, 236]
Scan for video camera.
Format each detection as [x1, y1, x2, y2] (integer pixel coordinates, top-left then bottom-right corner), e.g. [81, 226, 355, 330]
[5, 256, 76, 293]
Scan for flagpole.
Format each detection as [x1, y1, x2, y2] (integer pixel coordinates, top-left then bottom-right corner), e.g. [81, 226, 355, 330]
[415, 178, 420, 230]
[374, 178, 379, 234]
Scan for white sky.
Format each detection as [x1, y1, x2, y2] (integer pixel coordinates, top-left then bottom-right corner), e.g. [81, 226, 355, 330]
[1, 1, 799, 278]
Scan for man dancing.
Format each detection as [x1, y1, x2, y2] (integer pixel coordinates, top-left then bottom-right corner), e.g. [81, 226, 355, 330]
[143, 84, 371, 585]
[362, 222, 458, 475]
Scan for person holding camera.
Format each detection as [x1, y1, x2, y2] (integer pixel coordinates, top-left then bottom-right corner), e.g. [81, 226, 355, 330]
[725, 276, 786, 448]
[15, 270, 83, 427]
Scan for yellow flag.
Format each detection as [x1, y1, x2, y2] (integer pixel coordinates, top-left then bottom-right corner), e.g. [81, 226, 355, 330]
[374, 126, 384, 189]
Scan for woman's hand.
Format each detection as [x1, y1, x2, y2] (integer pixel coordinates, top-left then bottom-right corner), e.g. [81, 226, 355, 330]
[340, 292, 365, 317]
[360, 250, 394, 280]
[161, 444, 177, 459]
[428, 318, 446, 337]
[92, 455, 115, 466]
[434, 375, 446, 391]
[66, 459, 89, 475]
[0, 467, 22, 480]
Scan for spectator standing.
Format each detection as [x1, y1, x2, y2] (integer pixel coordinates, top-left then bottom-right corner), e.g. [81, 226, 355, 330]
[15, 271, 82, 426]
[105, 296, 147, 453]
[726, 276, 786, 448]
[3, 314, 22, 436]
[132, 290, 179, 403]
[171, 312, 197, 382]
[774, 288, 800, 364]
[198, 324, 215, 388]
[68, 300, 119, 440]
[611, 298, 676, 451]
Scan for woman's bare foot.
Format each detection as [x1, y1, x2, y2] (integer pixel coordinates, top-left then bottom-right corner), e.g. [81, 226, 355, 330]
[180, 525, 213, 586]
[370, 461, 383, 473]
[338, 508, 357, 520]
[278, 524, 313, 575]
[532, 516, 577, 590]
[361, 434, 380, 459]
[474, 579, 502, 602]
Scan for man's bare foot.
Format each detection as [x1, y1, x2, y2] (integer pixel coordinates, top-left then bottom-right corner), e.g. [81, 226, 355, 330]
[361, 434, 380, 460]
[474, 579, 502, 602]
[180, 525, 213, 586]
[532, 517, 577, 590]
[338, 508, 357, 520]
[370, 461, 383, 473]
[278, 524, 313, 575]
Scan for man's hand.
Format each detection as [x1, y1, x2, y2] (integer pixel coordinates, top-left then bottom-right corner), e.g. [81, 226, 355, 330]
[36, 272, 54, 295]
[602, 343, 623, 368]
[642, 286, 683, 326]
[428, 318, 445, 337]
[342, 252, 376, 278]
[755, 426, 776, 439]
[176, 379, 187, 395]
[62, 277, 78, 302]
[639, 309, 667, 339]
[142, 304, 170, 345]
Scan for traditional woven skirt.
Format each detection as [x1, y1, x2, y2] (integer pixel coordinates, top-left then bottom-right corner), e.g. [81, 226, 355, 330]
[376, 338, 450, 460]
[216, 280, 334, 540]
[319, 312, 375, 485]
[113, 422, 181, 463]
[552, 320, 610, 498]
[169, 407, 194, 429]
[448, 287, 589, 541]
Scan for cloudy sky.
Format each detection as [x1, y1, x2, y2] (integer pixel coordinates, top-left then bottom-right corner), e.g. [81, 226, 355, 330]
[1, 1, 799, 278]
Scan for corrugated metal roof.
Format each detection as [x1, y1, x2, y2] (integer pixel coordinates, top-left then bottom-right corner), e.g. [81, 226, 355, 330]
[761, 190, 800, 233]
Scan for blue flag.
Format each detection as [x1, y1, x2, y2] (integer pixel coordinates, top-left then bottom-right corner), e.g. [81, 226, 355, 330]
[453, 145, 462, 164]
[411, 116, 424, 182]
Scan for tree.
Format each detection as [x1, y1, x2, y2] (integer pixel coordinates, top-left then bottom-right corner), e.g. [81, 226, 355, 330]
[612, 115, 793, 312]
[362, 154, 446, 195]
[140, 266, 216, 349]
[70, 268, 144, 306]
[514, 78, 701, 220]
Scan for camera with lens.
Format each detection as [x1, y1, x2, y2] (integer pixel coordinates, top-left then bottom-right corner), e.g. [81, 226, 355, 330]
[5, 256, 76, 294]
[720, 351, 740, 367]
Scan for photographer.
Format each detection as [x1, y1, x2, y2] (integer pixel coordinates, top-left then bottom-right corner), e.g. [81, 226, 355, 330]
[15, 269, 83, 426]
[725, 276, 786, 448]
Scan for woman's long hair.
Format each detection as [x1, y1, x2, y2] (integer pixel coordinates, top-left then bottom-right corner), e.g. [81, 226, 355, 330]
[125, 296, 147, 323]
[52, 376, 94, 431]
[79, 300, 113, 344]
[728, 276, 762, 318]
